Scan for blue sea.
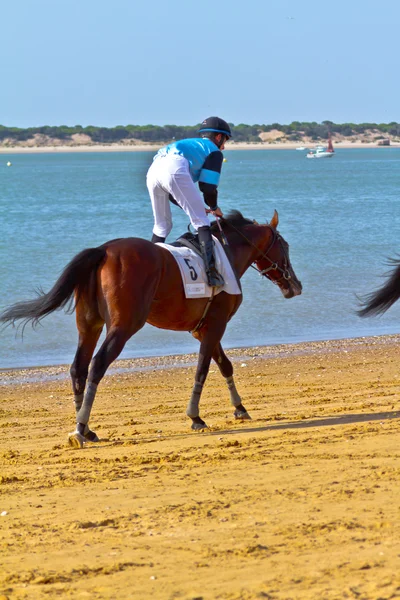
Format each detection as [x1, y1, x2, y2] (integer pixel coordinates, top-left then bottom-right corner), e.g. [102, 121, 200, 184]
[1, 148, 400, 369]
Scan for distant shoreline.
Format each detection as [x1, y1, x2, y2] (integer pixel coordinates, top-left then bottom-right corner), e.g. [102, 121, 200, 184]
[1, 141, 400, 154]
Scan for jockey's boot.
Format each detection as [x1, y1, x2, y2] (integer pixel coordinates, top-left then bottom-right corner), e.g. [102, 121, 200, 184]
[197, 226, 225, 288]
[151, 233, 166, 243]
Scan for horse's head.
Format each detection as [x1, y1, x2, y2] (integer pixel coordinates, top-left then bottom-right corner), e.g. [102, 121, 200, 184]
[212, 210, 302, 299]
[255, 210, 302, 299]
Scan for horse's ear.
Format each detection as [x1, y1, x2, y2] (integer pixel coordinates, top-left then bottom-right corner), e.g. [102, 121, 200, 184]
[269, 210, 279, 229]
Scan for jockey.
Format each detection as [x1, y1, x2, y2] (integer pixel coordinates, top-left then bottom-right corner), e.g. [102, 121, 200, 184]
[146, 116, 232, 288]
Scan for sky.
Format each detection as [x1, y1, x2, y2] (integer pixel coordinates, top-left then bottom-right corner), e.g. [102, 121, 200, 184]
[1, 0, 399, 128]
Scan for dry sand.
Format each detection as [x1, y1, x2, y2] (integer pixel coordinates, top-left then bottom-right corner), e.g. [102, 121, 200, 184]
[1, 335, 400, 599]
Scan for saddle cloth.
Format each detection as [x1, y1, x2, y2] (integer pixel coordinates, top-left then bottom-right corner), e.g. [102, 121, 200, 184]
[157, 236, 242, 299]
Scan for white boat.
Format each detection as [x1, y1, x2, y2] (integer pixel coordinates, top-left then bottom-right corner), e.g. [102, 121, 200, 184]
[306, 148, 334, 159]
[296, 146, 307, 151]
[306, 134, 334, 159]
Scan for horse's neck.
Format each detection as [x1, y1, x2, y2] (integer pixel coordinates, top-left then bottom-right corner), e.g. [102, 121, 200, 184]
[229, 234, 262, 278]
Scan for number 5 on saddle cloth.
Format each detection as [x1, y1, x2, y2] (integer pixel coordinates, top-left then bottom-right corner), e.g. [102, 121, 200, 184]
[155, 234, 242, 299]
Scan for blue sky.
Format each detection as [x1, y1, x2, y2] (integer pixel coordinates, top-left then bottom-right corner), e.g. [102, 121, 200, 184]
[1, 0, 399, 127]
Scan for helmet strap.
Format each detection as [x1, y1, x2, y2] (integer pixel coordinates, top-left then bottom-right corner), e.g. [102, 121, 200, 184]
[215, 133, 224, 149]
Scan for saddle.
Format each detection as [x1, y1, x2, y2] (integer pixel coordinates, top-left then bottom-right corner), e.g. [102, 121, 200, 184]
[169, 231, 242, 292]
[170, 232, 202, 257]
[157, 236, 241, 299]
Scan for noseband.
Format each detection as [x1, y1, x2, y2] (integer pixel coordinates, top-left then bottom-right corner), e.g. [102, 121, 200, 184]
[219, 219, 292, 285]
[254, 226, 292, 284]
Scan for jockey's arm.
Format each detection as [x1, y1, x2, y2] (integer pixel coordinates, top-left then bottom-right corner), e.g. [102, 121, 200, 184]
[198, 149, 224, 215]
[199, 183, 224, 217]
[199, 181, 218, 211]
[199, 183, 223, 216]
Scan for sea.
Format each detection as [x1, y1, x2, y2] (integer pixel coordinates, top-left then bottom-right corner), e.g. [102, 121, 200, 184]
[1, 148, 400, 370]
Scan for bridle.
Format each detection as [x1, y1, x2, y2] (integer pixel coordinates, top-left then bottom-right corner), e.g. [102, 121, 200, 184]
[217, 218, 292, 286]
[191, 218, 292, 334]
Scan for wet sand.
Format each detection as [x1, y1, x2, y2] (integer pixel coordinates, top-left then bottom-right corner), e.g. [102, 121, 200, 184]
[1, 335, 400, 599]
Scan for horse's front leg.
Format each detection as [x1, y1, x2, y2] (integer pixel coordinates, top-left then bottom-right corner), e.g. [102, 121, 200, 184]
[187, 324, 226, 431]
[212, 343, 251, 421]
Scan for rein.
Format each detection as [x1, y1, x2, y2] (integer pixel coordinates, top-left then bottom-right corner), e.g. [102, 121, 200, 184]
[219, 218, 292, 285]
[191, 217, 290, 335]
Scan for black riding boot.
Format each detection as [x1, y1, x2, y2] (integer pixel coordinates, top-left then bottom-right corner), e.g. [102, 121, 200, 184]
[151, 233, 166, 243]
[197, 226, 225, 288]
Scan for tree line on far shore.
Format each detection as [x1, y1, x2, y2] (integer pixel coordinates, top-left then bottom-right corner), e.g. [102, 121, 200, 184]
[1, 121, 400, 144]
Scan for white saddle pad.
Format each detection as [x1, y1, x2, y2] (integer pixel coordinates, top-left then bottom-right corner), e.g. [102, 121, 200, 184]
[157, 236, 242, 299]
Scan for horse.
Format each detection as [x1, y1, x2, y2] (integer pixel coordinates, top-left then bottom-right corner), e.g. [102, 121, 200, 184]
[358, 257, 400, 317]
[0, 210, 302, 447]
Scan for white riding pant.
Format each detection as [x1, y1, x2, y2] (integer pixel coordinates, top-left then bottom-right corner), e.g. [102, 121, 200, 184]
[146, 154, 210, 238]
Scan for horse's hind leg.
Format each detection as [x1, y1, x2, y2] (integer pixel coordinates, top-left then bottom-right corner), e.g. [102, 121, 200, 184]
[212, 343, 251, 421]
[70, 318, 147, 448]
[68, 299, 104, 446]
[70, 325, 103, 444]
[67, 244, 158, 448]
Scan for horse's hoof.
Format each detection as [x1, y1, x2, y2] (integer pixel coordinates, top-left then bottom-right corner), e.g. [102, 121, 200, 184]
[191, 417, 208, 431]
[68, 431, 86, 449]
[84, 430, 100, 442]
[234, 409, 252, 421]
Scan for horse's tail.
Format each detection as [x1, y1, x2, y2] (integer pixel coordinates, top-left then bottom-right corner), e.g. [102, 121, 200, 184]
[0, 247, 106, 329]
[358, 257, 400, 317]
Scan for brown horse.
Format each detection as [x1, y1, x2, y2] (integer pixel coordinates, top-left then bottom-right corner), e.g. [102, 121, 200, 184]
[0, 210, 302, 447]
[358, 257, 400, 317]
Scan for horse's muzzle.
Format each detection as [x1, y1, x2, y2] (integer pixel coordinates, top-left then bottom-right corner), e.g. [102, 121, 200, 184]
[281, 277, 302, 299]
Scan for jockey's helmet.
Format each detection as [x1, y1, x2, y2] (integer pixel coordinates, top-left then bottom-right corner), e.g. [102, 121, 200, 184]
[198, 117, 232, 140]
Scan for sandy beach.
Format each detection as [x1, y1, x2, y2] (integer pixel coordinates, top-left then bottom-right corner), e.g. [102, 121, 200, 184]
[1, 141, 400, 154]
[1, 334, 400, 599]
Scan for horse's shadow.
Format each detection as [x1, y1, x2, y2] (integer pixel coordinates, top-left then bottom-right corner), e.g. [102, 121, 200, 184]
[212, 410, 400, 437]
[87, 410, 400, 449]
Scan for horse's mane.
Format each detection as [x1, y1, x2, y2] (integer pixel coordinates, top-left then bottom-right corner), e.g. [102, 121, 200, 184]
[210, 210, 254, 234]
